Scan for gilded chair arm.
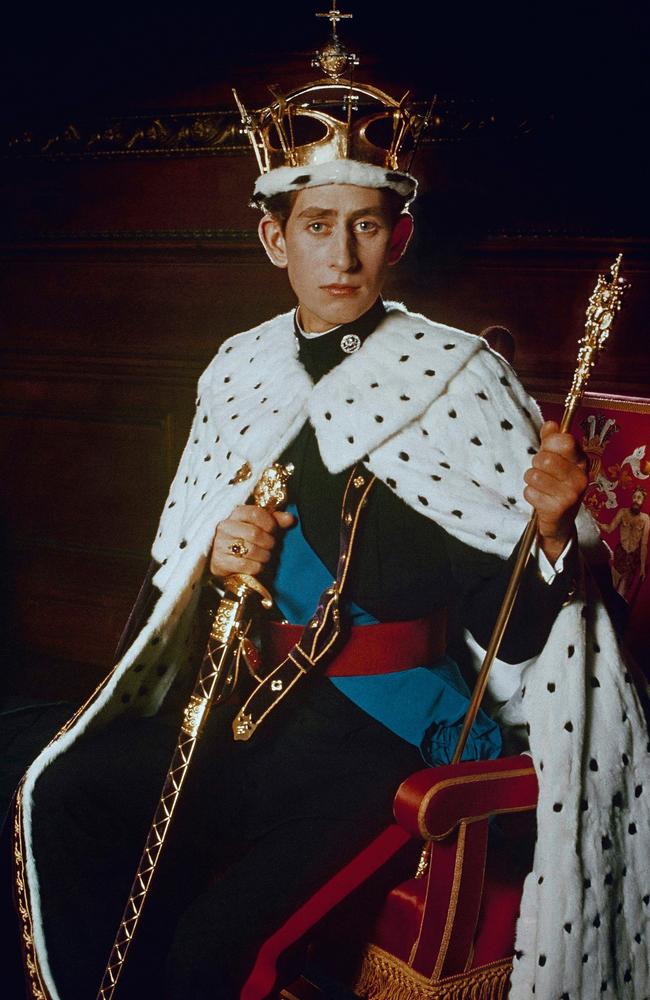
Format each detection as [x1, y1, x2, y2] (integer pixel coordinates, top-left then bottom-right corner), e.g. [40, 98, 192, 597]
[393, 755, 538, 841]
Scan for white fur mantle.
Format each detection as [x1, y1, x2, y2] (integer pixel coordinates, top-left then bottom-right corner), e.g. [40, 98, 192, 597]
[19, 304, 650, 1000]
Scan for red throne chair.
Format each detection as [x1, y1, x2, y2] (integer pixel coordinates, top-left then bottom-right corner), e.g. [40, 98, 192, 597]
[268, 391, 650, 1000]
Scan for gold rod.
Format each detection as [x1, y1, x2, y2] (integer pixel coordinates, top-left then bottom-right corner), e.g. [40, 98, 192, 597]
[450, 255, 628, 767]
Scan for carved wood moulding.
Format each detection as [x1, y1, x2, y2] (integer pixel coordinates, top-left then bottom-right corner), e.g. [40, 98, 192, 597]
[3, 98, 538, 159]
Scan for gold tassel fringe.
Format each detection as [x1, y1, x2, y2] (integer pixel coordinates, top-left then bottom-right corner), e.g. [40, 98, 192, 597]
[353, 945, 511, 1000]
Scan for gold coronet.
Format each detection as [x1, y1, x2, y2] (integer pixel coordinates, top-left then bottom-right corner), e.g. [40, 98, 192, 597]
[233, 4, 428, 177]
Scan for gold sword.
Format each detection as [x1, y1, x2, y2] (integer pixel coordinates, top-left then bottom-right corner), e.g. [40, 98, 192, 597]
[97, 462, 292, 999]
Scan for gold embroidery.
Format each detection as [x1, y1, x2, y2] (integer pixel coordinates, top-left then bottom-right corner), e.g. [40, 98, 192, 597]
[13, 790, 50, 999]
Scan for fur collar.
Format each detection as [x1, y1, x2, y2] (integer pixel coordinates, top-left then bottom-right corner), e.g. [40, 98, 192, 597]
[204, 302, 482, 475]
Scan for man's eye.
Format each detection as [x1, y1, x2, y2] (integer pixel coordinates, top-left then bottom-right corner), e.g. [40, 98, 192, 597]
[308, 222, 326, 233]
[355, 220, 378, 233]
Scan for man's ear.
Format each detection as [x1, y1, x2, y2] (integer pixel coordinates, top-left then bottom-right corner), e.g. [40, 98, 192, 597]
[258, 213, 288, 268]
[387, 212, 414, 266]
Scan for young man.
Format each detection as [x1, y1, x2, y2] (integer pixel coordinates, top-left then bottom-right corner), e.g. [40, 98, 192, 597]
[10, 19, 649, 1000]
[212, 182, 584, 583]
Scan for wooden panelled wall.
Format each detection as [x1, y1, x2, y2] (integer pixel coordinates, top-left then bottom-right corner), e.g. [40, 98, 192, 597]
[1, 119, 649, 703]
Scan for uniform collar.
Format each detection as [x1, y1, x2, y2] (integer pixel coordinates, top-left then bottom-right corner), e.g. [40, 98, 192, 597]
[294, 298, 387, 383]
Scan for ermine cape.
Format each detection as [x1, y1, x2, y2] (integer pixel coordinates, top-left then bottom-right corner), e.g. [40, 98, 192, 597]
[16, 304, 650, 999]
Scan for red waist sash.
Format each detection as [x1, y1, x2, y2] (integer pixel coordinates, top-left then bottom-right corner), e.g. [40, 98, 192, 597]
[265, 608, 448, 678]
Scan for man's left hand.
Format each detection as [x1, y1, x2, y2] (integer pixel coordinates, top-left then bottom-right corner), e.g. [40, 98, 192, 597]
[523, 420, 589, 563]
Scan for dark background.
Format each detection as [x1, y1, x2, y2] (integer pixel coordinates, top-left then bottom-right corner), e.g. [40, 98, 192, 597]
[3, 0, 649, 233]
[1, 0, 648, 701]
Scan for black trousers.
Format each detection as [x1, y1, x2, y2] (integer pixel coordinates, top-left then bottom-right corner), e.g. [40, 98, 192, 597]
[29, 675, 423, 999]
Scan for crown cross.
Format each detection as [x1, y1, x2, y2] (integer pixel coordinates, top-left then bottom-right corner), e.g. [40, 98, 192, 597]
[316, 2, 353, 37]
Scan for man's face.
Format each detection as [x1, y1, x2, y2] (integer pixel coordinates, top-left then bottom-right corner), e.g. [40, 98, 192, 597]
[259, 185, 412, 332]
[631, 490, 645, 513]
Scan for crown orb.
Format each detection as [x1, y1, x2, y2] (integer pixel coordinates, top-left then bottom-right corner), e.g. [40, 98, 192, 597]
[317, 40, 351, 79]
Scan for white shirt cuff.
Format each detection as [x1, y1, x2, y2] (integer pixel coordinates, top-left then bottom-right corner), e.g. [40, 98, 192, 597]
[533, 536, 573, 585]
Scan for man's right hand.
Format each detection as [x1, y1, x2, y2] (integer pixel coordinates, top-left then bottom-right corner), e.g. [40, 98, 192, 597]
[210, 505, 295, 580]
